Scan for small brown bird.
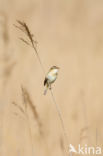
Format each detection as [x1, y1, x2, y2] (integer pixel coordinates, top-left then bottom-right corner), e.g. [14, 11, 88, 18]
[44, 66, 59, 95]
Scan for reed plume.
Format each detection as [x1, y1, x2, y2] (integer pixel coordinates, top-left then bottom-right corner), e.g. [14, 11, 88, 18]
[21, 86, 43, 135]
[14, 20, 45, 74]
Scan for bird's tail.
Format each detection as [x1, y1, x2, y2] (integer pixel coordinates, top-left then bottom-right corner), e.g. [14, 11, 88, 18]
[44, 83, 50, 95]
[44, 87, 48, 95]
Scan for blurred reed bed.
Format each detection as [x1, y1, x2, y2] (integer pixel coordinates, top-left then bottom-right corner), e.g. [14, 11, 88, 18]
[0, 12, 16, 86]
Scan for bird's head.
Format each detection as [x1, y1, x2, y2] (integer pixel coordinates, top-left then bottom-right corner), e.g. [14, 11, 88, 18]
[50, 66, 60, 74]
[50, 66, 60, 70]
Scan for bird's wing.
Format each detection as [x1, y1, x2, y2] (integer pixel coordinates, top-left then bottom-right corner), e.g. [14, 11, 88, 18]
[44, 77, 48, 86]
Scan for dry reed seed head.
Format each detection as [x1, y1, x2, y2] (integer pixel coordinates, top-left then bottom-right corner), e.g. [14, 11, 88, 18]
[12, 101, 25, 114]
[14, 20, 38, 49]
[21, 86, 43, 135]
[14, 20, 45, 74]
[21, 86, 29, 109]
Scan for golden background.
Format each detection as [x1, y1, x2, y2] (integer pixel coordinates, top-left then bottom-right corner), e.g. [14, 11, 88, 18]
[0, 0, 103, 155]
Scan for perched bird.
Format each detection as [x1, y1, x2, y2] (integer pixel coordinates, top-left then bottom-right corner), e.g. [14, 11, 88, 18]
[44, 66, 59, 95]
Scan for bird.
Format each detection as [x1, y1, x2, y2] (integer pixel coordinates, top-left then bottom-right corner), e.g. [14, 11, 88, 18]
[44, 66, 59, 95]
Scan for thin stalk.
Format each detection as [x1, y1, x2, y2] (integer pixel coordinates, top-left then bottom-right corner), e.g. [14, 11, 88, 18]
[50, 89, 70, 155]
[32, 43, 45, 75]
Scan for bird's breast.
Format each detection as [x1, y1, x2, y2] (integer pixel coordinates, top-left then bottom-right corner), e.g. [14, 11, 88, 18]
[47, 73, 57, 82]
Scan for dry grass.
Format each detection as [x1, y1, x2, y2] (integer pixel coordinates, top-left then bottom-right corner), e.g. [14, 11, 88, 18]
[0, 1, 103, 156]
[14, 20, 45, 74]
[21, 86, 43, 135]
[12, 86, 43, 155]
